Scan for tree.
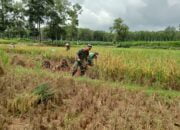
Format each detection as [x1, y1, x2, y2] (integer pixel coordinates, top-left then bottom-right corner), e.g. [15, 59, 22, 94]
[164, 26, 176, 41]
[8, 1, 27, 38]
[67, 3, 82, 40]
[78, 28, 93, 41]
[25, 0, 54, 42]
[0, 0, 13, 34]
[110, 18, 129, 42]
[93, 31, 105, 41]
[45, 0, 69, 41]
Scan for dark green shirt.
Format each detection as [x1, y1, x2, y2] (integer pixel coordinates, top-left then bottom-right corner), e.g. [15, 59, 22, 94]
[77, 49, 89, 61]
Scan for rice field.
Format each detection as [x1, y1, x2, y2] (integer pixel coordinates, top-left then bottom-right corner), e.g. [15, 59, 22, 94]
[0, 44, 180, 129]
[0, 44, 179, 90]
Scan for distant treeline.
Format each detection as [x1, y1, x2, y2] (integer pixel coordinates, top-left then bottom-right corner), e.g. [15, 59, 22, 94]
[67, 27, 180, 42]
[2, 25, 180, 43]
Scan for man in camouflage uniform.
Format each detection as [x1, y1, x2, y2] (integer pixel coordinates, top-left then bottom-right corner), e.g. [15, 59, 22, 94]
[72, 44, 92, 76]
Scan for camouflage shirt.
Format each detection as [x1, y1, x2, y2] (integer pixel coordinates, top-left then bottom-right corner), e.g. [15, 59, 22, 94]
[77, 49, 89, 61]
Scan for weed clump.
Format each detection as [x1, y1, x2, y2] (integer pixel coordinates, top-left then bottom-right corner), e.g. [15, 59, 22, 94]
[32, 83, 54, 103]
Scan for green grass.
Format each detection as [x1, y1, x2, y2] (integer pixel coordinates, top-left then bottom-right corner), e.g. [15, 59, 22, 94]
[76, 77, 180, 99]
[117, 41, 180, 49]
[0, 49, 9, 65]
[1, 38, 180, 49]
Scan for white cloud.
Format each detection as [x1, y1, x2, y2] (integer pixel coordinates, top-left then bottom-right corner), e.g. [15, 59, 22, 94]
[68, 0, 180, 31]
[79, 8, 113, 30]
[168, 0, 180, 7]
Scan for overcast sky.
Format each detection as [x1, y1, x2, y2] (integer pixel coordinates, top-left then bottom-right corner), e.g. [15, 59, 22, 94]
[70, 0, 180, 31]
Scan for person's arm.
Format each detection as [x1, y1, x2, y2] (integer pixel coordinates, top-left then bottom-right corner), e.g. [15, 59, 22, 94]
[85, 52, 89, 61]
[93, 54, 98, 65]
[76, 50, 82, 61]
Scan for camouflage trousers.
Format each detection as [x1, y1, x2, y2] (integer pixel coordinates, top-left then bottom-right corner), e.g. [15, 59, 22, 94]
[72, 60, 88, 76]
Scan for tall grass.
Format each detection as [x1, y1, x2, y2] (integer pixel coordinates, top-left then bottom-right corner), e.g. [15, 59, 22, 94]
[94, 49, 180, 90]
[0, 49, 9, 65]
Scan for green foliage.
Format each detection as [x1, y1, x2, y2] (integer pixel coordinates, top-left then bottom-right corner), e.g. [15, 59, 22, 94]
[1, 38, 180, 49]
[78, 28, 94, 41]
[0, 0, 82, 42]
[0, 49, 9, 65]
[66, 3, 82, 40]
[0, 39, 17, 44]
[128, 30, 180, 41]
[117, 41, 180, 49]
[43, 40, 114, 46]
[110, 18, 129, 41]
[0, 38, 35, 44]
[0, 0, 13, 32]
[32, 83, 54, 102]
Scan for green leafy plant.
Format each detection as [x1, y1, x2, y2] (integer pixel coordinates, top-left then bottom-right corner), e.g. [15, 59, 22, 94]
[32, 83, 54, 102]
